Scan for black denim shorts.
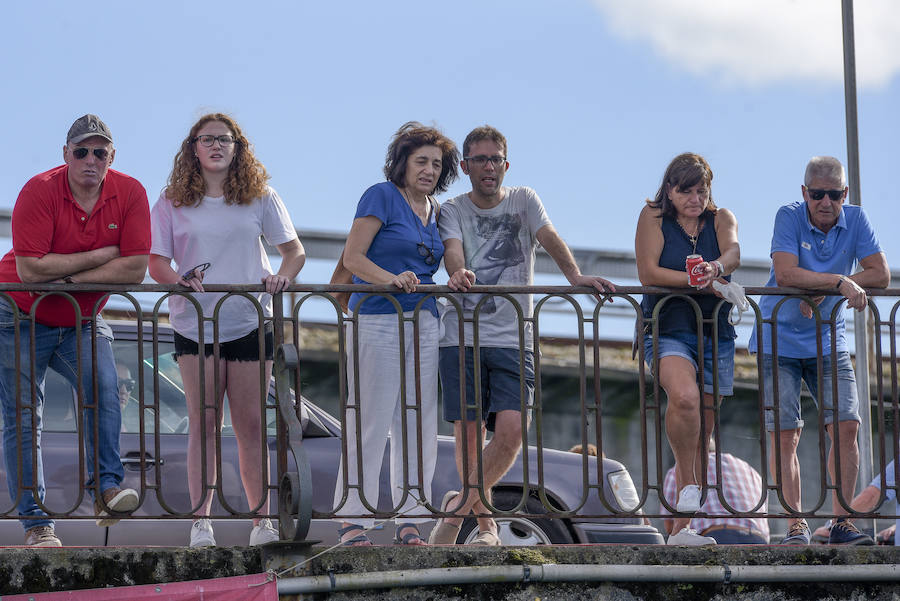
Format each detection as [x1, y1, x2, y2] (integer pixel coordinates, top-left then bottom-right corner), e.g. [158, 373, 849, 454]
[174, 324, 274, 361]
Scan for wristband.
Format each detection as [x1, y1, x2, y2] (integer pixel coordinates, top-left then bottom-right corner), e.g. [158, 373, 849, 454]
[63, 275, 74, 284]
[836, 275, 850, 290]
[712, 260, 725, 278]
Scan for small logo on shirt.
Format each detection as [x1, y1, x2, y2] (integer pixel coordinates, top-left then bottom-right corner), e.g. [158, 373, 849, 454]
[801, 241, 811, 251]
[108, 223, 118, 229]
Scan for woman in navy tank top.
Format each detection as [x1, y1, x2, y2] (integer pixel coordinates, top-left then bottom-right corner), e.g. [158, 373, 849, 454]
[635, 153, 741, 546]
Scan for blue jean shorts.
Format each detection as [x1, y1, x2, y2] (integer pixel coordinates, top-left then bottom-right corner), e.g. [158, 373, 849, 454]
[439, 346, 534, 432]
[642, 331, 735, 396]
[761, 352, 860, 432]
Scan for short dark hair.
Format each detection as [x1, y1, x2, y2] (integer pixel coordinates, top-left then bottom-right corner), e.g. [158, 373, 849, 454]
[383, 122, 459, 194]
[647, 152, 717, 219]
[462, 125, 508, 158]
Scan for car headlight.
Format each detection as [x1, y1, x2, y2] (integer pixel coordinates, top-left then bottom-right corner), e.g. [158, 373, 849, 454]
[607, 469, 640, 512]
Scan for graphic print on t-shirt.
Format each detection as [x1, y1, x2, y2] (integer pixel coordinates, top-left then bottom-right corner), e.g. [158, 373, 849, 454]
[465, 213, 526, 313]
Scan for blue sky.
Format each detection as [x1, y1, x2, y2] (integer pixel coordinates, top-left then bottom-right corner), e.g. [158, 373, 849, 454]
[2, 0, 898, 276]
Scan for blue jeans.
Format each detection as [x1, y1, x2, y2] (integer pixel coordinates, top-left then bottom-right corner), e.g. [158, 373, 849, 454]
[761, 352, 860, 432]
[0, 303, 124, 531]
[642, 331, 735, 396]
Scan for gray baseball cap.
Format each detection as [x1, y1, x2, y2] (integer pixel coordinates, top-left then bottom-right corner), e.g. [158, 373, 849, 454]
[66, 114, 113, 145]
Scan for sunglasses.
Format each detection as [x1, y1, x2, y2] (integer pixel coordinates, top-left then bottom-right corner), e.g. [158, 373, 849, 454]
[181, 262, 211, 280]
[72, 147, 110, 161]
[118, 379, 135, 392]
[417, 242, 437, 266]
[806, 187, 844, 201]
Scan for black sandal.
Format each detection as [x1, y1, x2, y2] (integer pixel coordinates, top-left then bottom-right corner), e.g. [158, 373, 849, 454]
[337, 524, 373, 546]
[394, 522, 427, 545]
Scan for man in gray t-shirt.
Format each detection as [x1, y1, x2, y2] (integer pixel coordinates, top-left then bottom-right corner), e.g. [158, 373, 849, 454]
[428, 125, 615, 546]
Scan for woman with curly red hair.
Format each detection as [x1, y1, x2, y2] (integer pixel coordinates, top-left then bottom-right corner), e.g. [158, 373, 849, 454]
[149, 113, 306, 547]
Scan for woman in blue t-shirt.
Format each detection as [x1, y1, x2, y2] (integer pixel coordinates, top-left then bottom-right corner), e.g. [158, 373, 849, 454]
[333, 122, 459, 546]
[634, 152, 741, 546]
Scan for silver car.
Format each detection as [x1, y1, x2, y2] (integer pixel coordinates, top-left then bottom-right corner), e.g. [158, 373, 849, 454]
[0, 321, 663, 546]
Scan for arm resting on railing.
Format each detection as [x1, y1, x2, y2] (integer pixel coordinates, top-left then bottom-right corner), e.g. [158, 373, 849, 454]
[15, 246, 121, 283]
[17, 251, 147, 284]
[774, 251, 889, 315]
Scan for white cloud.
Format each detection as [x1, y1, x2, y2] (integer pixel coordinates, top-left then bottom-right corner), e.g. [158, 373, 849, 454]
[591, 0, 900, 89]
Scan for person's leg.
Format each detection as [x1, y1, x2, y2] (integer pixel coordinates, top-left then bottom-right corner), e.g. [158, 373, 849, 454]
[471, 408, 528, 534]
[770, 428, 803, 512]
[826, 420, 860, 517]
[0, 308, 55, 533]
[224, 358, 273, 525]
[432, 344, 483, 535]
[658, 355, 704, 533]
[177, 350, 227, 517]
[761, 354, 806, 538]
[53, 319, 124, 496]
[813, 352, 862, 517]
[333, 315, 397, 540]
[388, 313, 438, 543]
[442, 348, 534, 538]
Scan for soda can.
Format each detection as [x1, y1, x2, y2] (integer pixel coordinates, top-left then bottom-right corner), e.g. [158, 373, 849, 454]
[686, 254, 705, 287]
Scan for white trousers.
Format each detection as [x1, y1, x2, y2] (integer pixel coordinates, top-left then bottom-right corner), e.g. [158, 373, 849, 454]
[333, 311, 438, 527]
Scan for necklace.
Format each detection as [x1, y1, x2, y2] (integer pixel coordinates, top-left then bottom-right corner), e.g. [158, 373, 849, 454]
[677, 218, 700, 254]
[401, 187, 437, 266]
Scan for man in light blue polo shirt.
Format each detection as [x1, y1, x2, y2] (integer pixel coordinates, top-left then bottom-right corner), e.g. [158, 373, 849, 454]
[749, 156, 890, 545]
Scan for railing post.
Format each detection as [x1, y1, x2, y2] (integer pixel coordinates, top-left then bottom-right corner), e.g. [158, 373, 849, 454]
[841, 0, 874, 506]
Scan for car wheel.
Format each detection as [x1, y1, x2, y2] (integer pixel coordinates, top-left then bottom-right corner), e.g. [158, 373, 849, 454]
[457, 490, 574, 545]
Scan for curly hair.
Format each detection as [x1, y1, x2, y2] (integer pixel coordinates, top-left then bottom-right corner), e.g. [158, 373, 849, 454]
[647, 152, 717, 220]
[383, 121, 459, 195]
[166, 113, 269, 207]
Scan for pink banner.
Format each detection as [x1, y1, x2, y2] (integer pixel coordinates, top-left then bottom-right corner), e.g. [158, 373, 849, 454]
[3, 573, 278, 601]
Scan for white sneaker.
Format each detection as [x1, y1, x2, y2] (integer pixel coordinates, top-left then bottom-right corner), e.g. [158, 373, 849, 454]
[249, 518, 279, 546]
[675, 484, 701, 512]
[190, 519, 216, 547]
[667, 527, 716, 546]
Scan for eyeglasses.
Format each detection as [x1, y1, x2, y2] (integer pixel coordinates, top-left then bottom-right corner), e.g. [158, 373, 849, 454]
[181, 262, 211, 280]
[417, 242, 437, 266]
[464, 155, 506, 168]
[118, 379, 135, 393]
[805, 187, 844, 201]
[193, 135, 236, 147]
[72, 147, 110, 161]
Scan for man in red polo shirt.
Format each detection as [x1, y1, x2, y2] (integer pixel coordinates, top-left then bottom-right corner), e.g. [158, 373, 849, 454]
[0, 114, 150, 546]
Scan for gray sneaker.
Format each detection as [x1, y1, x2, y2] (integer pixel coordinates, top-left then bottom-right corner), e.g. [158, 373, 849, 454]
[25, 525, 62, 547]
[780, 520, 811, 545]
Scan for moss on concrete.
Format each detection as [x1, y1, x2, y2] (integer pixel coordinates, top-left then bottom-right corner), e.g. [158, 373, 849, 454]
[2, 544, 899, 598]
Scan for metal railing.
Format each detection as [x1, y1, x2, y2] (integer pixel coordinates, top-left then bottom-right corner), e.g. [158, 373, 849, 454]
[0, 283, 897, 545]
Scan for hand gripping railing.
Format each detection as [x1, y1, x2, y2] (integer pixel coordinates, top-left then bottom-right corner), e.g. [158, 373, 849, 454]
[274, 342, 313, 541]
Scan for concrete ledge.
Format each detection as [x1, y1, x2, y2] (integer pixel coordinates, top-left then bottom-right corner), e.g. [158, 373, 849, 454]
[2, 545, 899, 600]
[0, 546, 260, 596]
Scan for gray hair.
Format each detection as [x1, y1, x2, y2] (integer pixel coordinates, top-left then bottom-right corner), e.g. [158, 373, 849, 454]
[804, 156, 846, 187]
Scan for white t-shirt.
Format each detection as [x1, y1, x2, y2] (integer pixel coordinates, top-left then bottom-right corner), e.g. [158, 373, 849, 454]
[150, 186, 297, 342]
[437, 186, 551, 350]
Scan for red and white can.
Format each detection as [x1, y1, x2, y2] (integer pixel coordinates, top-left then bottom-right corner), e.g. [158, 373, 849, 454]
[686, 254, 705, 287]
